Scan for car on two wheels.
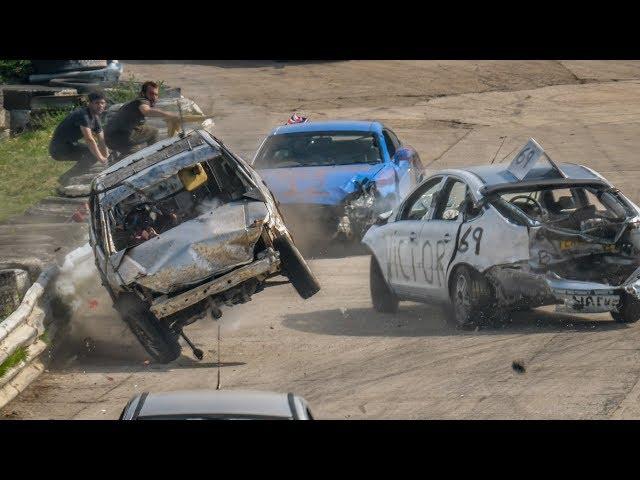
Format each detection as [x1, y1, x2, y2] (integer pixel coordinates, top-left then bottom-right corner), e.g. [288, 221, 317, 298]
[88, 130, 320, 364]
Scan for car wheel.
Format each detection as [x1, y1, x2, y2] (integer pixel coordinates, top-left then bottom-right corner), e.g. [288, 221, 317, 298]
[274, 235, 321, 299]
[370, 256, 399, 313]
[448, 266, 494, 328]
[611, 293, 640, 323]
[115, 294, 181, 364]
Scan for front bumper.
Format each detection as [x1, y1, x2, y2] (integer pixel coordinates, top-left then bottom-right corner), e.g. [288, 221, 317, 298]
[150, 249, 281, 319]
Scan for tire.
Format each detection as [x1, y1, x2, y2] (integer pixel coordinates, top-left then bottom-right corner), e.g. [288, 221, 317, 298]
[115, 294, 181, 364]
[611, 293, 640, 323]
[273, 235, 320, 299]
[448, 266, 495, 328]
[370, 256, 399, 313]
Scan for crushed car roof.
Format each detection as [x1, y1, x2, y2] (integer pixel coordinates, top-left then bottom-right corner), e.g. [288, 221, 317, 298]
[94, 130, 216, 190]
[270, 120, 383, 136]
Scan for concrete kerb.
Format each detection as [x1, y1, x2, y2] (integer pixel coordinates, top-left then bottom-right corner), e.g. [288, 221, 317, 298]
[0, 264, 59, 409]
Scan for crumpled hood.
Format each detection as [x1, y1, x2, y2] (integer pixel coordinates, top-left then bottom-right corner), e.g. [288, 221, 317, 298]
[116, 201, 269, 294]
[257, 163, 395, 205]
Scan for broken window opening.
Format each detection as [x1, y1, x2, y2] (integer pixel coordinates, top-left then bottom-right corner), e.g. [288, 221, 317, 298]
[492, 185, 634, 241]
[108, 154, 251, 252]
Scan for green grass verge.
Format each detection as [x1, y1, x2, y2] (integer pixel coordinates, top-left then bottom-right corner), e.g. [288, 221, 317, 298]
[0, 346, 28, 379]
[39, 331, 50, 345]
[0, 110, 75, 222]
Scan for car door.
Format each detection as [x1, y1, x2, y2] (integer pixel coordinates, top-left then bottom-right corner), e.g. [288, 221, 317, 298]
[382, 128, 410, 196]
[418, 177, 469, 302]
[387, 176, 444, 297]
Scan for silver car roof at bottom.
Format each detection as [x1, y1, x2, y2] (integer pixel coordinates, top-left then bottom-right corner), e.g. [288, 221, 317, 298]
[134, 390, 296, 418]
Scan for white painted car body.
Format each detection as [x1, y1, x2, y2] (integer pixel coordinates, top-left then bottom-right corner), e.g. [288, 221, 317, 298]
[363, 158, 640, 319]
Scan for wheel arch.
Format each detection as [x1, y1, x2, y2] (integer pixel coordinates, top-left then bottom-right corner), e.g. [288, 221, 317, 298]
[447, 262, 494, 303]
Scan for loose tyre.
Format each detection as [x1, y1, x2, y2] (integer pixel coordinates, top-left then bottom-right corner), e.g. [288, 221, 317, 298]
[115, 294, 181, 364]
[370, 256, 399, 313]
[273, 235, 320, 299]
[611, 293, 640, 323]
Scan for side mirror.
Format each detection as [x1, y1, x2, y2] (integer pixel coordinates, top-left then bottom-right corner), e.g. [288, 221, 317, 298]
[392, 145, 421, 167]
[375, 210, 394, 225]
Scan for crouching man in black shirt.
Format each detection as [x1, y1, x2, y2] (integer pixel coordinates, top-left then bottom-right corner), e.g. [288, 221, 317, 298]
[49, 91, 109, 165]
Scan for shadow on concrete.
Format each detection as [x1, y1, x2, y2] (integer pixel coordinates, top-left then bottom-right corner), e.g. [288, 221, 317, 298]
[297, 239, 368, 260]
[49, 343, 247, 373]
[282, 305, 629, 338]
[56, 161, 94, 186]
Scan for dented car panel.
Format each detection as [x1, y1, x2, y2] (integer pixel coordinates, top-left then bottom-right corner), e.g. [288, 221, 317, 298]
[364, 144, 640, 320]
[117, 201, 269, 294]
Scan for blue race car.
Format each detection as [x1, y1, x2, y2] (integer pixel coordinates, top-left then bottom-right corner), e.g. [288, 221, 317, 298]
[252, 120, 424, 241]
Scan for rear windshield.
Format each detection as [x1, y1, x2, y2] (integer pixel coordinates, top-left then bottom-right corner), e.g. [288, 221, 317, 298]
[253, 131, 382, 168]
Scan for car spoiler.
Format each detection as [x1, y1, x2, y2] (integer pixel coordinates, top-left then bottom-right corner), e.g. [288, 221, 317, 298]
[480, 178, 611, 197]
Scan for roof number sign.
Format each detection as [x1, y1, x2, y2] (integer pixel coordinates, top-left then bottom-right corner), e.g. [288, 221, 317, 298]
[508, 138, 546, 180]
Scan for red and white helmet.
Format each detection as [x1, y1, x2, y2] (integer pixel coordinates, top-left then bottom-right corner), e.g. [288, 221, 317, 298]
[286, 113, 308, 125]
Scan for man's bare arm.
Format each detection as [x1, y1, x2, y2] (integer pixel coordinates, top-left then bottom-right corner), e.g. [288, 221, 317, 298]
[139, 103, 179, 120]
[80, 126, 108, 164]
[97, 131, 109, 157]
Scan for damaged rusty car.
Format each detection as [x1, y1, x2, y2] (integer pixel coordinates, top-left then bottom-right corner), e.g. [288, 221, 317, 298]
[252, 121, 424, 242]
[88, 130, 320, 363]
[364, 139, 640, 327]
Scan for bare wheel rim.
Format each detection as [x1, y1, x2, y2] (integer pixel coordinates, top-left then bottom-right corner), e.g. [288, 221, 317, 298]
[454, 274, 471, 324]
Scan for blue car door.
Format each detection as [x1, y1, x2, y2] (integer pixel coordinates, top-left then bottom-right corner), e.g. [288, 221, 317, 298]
[382, 128, 415, 199]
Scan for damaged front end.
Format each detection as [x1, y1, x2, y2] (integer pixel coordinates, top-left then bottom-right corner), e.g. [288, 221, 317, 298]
[335, 174, 397, 241]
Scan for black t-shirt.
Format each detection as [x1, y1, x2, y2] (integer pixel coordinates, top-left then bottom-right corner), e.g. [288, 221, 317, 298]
[50, 107, 102, 146]
[105, 97, 150, 136]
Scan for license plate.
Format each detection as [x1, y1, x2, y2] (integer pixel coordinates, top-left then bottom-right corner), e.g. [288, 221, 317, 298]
[556, 294, 619, 313]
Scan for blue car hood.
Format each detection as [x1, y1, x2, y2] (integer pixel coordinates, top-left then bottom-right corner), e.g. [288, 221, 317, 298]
[257, 163, 392, 205]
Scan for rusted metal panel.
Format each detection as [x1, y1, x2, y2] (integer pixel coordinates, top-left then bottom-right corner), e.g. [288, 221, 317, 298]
[98, 133, 207, 190]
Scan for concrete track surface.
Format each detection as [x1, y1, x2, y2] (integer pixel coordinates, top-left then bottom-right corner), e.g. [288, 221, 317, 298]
[5, 60, 640, 419]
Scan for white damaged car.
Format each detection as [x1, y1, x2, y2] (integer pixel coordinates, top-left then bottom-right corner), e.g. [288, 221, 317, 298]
[363, 139, 640, 327]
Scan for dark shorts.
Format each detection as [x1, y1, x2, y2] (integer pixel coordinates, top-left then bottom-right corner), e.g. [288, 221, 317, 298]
[105, 125, 159, 156]
[49, 142, 95, 164]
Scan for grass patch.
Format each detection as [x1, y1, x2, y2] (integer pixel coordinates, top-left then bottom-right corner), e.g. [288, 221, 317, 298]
[0, 346, 28, 379]
[39, 331, 50, 345]
[0, 110, 75, 222]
